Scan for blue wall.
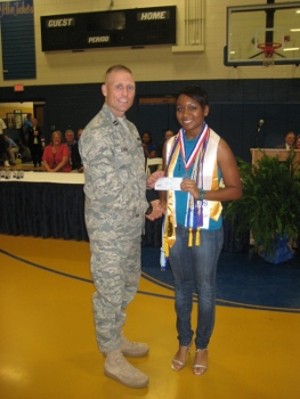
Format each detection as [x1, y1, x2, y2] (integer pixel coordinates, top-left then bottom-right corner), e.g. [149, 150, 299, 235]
[0, 78, 299, 162]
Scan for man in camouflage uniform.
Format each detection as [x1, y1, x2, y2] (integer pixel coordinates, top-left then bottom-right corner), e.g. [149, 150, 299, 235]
[79, 65, 162, 388]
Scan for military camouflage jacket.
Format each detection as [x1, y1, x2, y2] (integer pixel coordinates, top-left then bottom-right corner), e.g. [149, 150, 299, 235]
[79, 103, 148, 231]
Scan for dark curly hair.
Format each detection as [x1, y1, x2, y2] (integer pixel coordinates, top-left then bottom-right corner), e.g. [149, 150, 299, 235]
[176, 86, 209, 108]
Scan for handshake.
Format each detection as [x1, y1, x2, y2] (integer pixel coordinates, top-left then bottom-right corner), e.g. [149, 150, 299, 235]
[145, 170, 166, 221]
[145, 199, 165, 221]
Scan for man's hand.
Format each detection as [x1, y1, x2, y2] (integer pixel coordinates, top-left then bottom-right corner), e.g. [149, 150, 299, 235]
[146, 170, 165, 189]
[145, 199, 165, 221]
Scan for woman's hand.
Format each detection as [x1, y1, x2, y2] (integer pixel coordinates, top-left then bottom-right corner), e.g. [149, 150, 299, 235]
[180, 178, 199, 199]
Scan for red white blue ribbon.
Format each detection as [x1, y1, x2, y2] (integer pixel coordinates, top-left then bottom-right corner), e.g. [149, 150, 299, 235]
[178, 123, 209, 172]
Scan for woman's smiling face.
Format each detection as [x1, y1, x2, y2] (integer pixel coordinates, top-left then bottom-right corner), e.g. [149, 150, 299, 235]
[176, 94, 209, 138]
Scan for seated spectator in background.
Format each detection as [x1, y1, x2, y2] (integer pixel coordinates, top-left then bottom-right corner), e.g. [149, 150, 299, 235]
[71, 128, 83, 172]
[164, 129, 175, 141]
[43, 130, 72, 172]
[28, 118, 43, 167]
[295, 135, 300, 149]
[158, 129, 175, 156]
[277, 130, 296, 149]
[64, 128, 76, 150]
[64, 128, 76, 167]
[5, 135, 19, 165]
[141, 131, 157, 158]
[0, 131, 10, 167]
[0, 117, 7, 135]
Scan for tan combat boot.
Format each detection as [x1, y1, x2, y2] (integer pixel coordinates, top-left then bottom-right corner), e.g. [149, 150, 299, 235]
[104, 349, 149, 388]
[120, 334, 149, 357]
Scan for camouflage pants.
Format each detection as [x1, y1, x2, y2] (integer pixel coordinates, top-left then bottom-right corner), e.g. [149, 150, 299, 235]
[88, 222, 142, 354]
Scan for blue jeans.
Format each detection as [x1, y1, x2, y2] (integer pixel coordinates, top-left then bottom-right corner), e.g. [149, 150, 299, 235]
[169, 225, 223, 349]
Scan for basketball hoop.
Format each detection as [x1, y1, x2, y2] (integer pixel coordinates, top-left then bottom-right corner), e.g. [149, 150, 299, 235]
[257, 42, 282, 67]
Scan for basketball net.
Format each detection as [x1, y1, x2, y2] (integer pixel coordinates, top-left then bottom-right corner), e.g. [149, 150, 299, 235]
[262, 55, 275, 67]
[258, 42, 281, 67]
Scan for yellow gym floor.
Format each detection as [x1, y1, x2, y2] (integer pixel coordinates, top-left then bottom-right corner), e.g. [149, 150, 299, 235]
[0, 234, 299, 399]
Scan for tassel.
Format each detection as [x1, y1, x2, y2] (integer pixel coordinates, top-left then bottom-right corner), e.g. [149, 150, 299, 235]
[163, 234, 170, 259]
[195, 228, 201, 246]
[165, 242, 169, 258]
[160, 247, 167, 271]
[188, 228, 193, 247]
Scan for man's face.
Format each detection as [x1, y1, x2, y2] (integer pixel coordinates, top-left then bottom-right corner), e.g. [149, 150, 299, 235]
[285, 132, 295, 146]
[102, 70, 135, 117]
[65, 131, 74, 143]
[164, 130, 174, 140]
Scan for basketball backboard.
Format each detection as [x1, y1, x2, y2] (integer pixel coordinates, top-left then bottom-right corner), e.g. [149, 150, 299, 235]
[224, 2, 300, 66]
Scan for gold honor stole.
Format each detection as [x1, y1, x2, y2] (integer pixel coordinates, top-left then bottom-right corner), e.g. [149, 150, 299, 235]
[162, 128, 222, 258]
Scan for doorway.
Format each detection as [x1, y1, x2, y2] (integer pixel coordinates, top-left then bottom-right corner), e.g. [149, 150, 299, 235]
[0, 101, 45, 143]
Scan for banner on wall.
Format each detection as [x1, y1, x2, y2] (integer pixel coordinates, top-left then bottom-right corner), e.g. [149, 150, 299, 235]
[0, 0, 33, 16]
[0, 0, 36, 80]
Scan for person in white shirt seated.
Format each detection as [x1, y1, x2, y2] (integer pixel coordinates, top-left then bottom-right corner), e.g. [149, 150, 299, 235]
[5, 136, 19, 165]
[277, 130, 296, 150]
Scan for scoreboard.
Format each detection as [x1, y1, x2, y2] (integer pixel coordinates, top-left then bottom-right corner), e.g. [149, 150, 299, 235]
[41, 6, 176, 51]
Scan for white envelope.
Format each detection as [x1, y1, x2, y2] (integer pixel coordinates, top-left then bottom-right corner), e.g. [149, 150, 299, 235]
[154, 177, 183, 191]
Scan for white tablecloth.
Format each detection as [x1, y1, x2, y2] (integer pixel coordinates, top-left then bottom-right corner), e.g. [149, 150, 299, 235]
[0, 171, 85, 184]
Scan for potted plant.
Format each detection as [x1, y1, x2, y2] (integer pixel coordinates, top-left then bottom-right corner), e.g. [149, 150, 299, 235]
[224, 151, 300, 264]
